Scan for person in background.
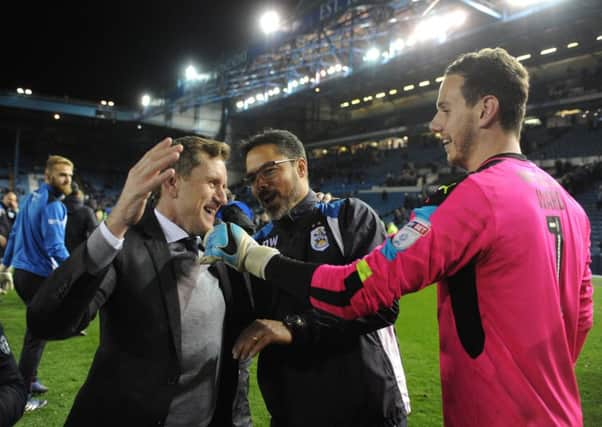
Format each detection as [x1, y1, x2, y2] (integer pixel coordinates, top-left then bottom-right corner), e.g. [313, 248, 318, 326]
[0, 191, 18, 295]
[1, 155, 74, 411]
[63, 183, 98, 253]
[216, 189, 255, 235]
[0, 321, 27, 426]
[0, 191, 18, 257]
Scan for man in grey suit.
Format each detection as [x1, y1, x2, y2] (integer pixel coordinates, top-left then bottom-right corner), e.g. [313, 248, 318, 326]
[27, 137, 254, 426]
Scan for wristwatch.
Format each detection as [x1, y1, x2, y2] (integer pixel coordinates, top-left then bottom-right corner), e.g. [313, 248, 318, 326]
[282, 314, 306, 340]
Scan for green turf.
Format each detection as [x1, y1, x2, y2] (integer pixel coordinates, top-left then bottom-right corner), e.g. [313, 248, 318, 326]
[2, 278, 600, 426]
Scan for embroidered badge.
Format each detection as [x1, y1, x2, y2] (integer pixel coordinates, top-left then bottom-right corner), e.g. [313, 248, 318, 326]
[310, 226, 329, 251]
[391, 218, 431, 251]
[0, 335, 10, 355]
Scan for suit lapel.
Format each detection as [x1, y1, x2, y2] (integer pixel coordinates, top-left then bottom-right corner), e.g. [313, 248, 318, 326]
[140, 209, 183, 365]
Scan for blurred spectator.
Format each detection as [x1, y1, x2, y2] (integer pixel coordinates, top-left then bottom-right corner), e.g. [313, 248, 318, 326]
[94, 208, 106, 223]
[0, 321, 27, 425]
[0, 191, 18, 259]
[63, 184, 98, 253]
[216, 189, 255, 235]
[255, 210, 270, 229]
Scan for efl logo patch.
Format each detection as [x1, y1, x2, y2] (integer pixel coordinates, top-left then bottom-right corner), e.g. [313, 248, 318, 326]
[310, 226, 329, 251]
[0, 335, 10, 355]
[391, 218, 431, 251]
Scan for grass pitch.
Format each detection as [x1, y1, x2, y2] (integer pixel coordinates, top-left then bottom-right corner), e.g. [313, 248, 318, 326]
[2, 278, 600, 426]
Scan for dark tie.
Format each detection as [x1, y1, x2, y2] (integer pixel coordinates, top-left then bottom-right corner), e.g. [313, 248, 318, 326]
[169, 236, 201, 255]
[168, 237, 202, 312]
[180, 236, 201, 254]
[168, 236, 201, 274]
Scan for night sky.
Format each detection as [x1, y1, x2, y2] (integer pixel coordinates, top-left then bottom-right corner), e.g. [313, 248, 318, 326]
[2, 0, 298, 108]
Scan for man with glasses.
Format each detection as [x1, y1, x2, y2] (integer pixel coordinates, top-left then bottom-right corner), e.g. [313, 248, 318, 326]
[232, 129, 410, 427]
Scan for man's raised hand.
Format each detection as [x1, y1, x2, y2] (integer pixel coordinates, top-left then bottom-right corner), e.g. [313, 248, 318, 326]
[106, 138, 183, 238]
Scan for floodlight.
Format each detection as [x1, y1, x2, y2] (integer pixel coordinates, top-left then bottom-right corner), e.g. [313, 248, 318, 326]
[451, 10, 467, 26]
[390, 38, 405, 54]
[185, 65, 198, 81]
[364, 47, 380, 62]
[506, 0, 557, 6]
[141, 94, 151, 107]
[53, 114, 61, 120]
[137, 124, 143, 130]
[259, 10, 280, 35]
[315, 87, 320, 93]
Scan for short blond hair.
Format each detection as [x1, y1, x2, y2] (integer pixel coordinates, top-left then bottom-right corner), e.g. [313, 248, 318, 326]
[46, 155, 74, 173]
[172, 136, 230, 178]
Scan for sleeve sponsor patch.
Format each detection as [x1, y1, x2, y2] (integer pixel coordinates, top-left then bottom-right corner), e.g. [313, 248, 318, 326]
[391, 217, 431, 251]
[48, 217, 67, 226]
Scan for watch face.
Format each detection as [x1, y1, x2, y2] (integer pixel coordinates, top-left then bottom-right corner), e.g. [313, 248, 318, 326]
[285, 315, 303, 328]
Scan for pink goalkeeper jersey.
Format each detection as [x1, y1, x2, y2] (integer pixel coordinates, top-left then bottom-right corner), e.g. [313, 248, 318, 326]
[308, 154, 594, 426]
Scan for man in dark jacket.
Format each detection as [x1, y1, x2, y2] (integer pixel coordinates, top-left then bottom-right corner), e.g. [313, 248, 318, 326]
[63, 185, 98, 252]
[0, 321, 27, 426]
[0, 191, 18, 260]
[0, 191, 18, 295]
[27, 137, 254, 426]
[232, 129, 410, 427]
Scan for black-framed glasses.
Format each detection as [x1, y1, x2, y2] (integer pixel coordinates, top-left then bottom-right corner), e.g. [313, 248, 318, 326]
[243, 158, 298, 187]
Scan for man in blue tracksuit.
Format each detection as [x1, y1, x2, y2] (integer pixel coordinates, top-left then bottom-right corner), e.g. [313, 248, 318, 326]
[1, 155, 74, 411]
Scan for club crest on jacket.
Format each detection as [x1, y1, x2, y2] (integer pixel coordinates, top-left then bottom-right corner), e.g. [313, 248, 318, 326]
[310, 226, 329, 251]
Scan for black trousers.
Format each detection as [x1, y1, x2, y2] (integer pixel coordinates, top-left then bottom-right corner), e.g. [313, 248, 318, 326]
[14, 269, 47, 391]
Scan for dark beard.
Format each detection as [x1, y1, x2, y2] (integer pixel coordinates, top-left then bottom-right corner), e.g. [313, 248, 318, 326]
[263, 185, 303, 220]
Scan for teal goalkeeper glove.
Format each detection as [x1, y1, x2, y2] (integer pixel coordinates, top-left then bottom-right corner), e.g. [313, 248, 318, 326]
[200, 222, 279, 279]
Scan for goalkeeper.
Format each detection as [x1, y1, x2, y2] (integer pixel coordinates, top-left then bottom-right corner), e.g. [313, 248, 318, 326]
[203, 48, 594, 427]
